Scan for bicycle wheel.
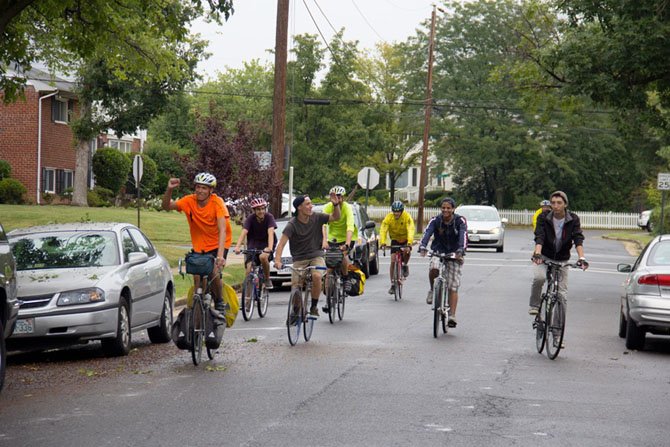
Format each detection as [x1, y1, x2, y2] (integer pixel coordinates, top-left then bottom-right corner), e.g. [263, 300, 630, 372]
[441, 288, 448, 334]
[241, 274, 255, 321]
[303, 289, 314, 341]
[287, 289, 302, 346]
[257, 281, 269, 318]
[394, 257, 403, 301]
[433, 279, 443, 338]
[337, 278, 345, 321]
[546, 298, 565, 360]
[534, 296, 547, 354]
[191, 297, 204, 365]
[326, 273, 337, 324]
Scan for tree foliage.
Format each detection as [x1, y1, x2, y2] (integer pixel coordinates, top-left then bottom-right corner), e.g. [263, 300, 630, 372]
[189, 114, 276, 199]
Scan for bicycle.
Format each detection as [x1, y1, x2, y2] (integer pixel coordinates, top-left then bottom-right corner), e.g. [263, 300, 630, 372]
[533, 259, 580, 360]
[324, 247, 347, 324]
[383, 244, 410, 301]
[240, 248, 270, 321]
[428, 251, 460, 338]
[178, 256, 219, 365]
[286, 265, 327, 345]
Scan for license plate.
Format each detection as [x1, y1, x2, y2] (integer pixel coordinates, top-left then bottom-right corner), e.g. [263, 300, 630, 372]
[14, 318, 35, 334]
[278, 268, 292, 274]
[469, 234, 480, 242]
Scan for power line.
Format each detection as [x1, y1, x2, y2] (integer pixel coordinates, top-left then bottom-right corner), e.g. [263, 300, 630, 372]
[351, 0, 386, 42]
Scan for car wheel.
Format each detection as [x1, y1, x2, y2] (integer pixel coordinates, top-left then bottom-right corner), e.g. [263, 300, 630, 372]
[148, 289, 173, 344]
[369, 243, 379, 275]
[496, 245, 504, 253]
[0, 320, 5, 392]
[647, 221, 654, 233]
[359, 247, 370, 278]
[618, 309, 626, 338]
[625, 313, 645, 350]
[102, 298, 131, 357]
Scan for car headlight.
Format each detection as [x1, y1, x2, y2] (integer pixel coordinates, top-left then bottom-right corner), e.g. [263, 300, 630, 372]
[57, 288, 105, 306]
[490, 227, 501, 235]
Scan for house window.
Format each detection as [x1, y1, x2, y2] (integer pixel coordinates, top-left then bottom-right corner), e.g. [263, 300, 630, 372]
[109, 139, 132, 153]
[51, 97, 70, 123]
[55, 169, 73, 194]
[42, 168, 56, 193]
[396, 170, 409, 188]
[411, 168, 418, 187]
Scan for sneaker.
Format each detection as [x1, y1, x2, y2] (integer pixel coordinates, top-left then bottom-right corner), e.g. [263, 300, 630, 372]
[214, 300, 226, 313]
[402, 265, 409, 278]
[388, 285, 395, 295]
[264, 279, 274, 290]
[426, 291, 433, 305]
[528, 306, 539, 316]
[309, 306, 320, 317]
[447, 317, 457, 328]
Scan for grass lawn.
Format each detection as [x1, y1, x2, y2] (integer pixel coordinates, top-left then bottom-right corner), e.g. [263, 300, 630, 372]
[0, 204, 246, 299]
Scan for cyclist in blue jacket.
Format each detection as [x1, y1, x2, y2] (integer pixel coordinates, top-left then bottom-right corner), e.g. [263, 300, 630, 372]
[419, 197, 467, 328]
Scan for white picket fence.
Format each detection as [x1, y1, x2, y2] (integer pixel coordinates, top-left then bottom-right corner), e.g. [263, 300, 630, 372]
[364, 206, 639, 230]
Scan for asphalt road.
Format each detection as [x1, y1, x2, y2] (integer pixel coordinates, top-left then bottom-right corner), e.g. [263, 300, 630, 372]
[1, 229, 669, 447]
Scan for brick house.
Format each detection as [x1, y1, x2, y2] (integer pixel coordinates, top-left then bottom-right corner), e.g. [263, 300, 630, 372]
[0, 68, 146, 205]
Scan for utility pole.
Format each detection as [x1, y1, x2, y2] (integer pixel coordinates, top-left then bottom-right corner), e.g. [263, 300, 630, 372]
[271, 0, 289, 217]
[416, 5, 437, 233]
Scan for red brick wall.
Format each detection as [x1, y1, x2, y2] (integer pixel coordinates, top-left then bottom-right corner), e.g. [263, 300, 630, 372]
[0, 87, 77, 203]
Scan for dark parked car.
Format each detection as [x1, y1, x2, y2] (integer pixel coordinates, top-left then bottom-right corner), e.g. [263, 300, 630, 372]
[617, 234, 670, 350]
[0, 221, 19, 392]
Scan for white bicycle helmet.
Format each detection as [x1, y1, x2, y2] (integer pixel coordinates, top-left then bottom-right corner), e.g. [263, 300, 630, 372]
[194, 172, 217, 187]
[249, 197, 267, 209]
[330, 185, 346, 195]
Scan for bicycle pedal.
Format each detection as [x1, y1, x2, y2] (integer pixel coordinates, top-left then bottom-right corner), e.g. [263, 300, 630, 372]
[306, 315, 317, 321]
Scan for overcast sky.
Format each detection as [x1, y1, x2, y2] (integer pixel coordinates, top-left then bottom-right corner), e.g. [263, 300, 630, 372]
[193, 0, 437, 79]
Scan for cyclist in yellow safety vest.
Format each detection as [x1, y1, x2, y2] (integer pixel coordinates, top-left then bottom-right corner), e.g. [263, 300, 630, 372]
[379, 201, 415, 295]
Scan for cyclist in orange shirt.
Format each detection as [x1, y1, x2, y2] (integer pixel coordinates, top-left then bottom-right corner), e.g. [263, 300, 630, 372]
[163, 172, 229, 312]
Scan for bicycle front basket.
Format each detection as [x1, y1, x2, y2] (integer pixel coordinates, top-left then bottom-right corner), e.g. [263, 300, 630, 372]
[325, 250, 344, 268]
[185, 252, 214, 276]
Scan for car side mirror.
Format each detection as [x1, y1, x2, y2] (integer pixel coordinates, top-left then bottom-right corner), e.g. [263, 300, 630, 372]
[365, 220, 376, 230]
[617, 263, 632, 273]
[128, 252, 149, 266]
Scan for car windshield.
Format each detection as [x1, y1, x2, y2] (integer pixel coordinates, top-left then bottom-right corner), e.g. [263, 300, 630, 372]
[11, 231, 119, 270]
[458, 208, 500, 222]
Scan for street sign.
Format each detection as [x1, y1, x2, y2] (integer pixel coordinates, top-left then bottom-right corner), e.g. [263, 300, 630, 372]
[132, 154, 144, 186]
[658, 172, 670, 190]
[357, 167, 380, 190]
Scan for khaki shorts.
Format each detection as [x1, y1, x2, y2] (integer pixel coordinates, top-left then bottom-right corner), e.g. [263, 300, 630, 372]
[291, 256, 326, 286]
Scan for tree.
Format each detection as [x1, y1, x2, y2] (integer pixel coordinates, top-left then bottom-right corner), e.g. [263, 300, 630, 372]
[0, 0, 234, 103]
[189, 114, 276, 200]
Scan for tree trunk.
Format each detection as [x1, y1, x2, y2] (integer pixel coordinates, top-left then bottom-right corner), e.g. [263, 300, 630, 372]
[71, 101, 91, 206]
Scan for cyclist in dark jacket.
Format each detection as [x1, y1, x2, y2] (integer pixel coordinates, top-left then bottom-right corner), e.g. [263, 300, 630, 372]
[419, 197, 467, 328]
[529, 190, 588, 316]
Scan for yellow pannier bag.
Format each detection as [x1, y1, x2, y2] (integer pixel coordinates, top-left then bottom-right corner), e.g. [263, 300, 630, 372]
[186, 282, 239, 327]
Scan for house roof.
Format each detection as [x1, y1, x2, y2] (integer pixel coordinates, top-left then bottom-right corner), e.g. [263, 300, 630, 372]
[7, 66, 77, 96]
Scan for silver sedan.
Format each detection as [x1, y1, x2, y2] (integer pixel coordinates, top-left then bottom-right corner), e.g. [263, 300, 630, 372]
[8, 222, 174, 356]
[617, 234, 670, 350]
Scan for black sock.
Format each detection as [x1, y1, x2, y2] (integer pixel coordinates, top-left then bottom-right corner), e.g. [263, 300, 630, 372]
[311, 299, 319, 308]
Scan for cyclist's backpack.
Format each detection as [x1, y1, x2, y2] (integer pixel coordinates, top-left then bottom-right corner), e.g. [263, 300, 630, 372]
[344, 265, 366, 296]
[222, 283, 240, 327]
[205, 307, 226, 349]
[171, 307, 192, 350]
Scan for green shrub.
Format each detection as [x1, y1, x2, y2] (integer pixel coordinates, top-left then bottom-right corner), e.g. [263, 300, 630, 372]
[87, 186, 115, 207]
[92, 148, 132, 194]
[0, 178, 27, 204]
[0, 160, 11, 180]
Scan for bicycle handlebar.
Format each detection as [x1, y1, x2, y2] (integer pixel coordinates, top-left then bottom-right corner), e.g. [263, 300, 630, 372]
[382, 244, 410, 256]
